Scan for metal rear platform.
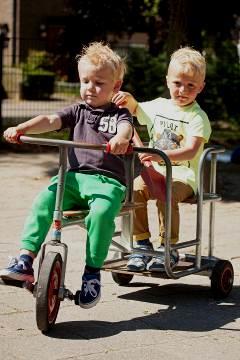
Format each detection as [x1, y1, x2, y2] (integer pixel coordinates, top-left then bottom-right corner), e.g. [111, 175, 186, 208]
[102, 257, 194, 279]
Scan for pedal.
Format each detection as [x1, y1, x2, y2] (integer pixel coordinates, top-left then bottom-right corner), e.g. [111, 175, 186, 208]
[0, 277, 25, 288]
[0, 278, 35, 293]
[63, 288, 75, 301]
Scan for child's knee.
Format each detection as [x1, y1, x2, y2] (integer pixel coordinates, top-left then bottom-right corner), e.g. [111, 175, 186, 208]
[32, 187, 56, 213]
[94, 206, 116, 222]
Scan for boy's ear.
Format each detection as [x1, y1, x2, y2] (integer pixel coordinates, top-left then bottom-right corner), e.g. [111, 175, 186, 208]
[166, 75, 170, 88]
[113, 80, 123, 93]
[198, 81, 205, 94]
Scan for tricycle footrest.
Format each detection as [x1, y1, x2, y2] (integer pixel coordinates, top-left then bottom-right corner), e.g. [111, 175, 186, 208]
[102, 258, 194, 279]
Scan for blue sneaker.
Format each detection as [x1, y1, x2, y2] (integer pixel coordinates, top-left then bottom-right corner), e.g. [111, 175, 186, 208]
[78, 272, 101, 309]
[147, 247, 179, 272]
[0, 256, 34, 283]
[127, 244, 153, 272]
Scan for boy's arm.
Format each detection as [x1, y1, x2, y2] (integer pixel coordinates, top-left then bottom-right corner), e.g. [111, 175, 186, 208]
[139, 136, 204, 164]
[108, 122, 133, 155]
[3, 114, 62, 143]
[164, 136, 204, 162]
[112, 91, 138, 115]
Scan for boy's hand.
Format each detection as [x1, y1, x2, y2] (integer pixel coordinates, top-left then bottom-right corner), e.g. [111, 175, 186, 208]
[3, 127, 24, 143]
[108, 135, 130, 155]
[112, 91, 130, 107]
[112, 91, 138, 114]
[139, 152, 164, 164]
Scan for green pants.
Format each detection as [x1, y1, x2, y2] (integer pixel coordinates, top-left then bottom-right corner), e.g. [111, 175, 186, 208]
[20, 172, 126, 268]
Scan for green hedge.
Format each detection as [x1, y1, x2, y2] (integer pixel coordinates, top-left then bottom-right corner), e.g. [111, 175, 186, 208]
[123, 48, 168, 102]
[20, 72, 55, 100]
[20, 50, 55, 100]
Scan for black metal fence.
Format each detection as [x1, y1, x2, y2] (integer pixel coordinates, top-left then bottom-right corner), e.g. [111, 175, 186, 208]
[0, 35, 80, 130]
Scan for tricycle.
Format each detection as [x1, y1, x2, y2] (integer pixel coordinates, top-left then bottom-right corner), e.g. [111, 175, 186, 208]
[0, 135, 234, 333]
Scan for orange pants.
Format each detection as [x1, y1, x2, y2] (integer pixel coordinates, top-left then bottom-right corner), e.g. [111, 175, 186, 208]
[133, 176, 193, 244]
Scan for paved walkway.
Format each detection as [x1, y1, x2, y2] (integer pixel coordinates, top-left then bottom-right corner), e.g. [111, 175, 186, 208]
[2, 96, 78, 126]
[0, 152, 239, 360]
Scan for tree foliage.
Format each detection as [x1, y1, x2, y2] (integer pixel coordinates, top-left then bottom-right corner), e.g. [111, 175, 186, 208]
[61, 1, 240, 58]
[56, 0, 240, 122]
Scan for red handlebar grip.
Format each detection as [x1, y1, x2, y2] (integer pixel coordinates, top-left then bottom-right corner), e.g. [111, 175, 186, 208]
[16, 133, 24, 144]
[105, 142, 133, 154]
[126, 144, 133, 154]
[105, 142, 111, 153]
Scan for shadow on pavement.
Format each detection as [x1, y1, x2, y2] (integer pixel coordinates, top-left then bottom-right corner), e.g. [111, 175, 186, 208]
[46, 283, 240, 340]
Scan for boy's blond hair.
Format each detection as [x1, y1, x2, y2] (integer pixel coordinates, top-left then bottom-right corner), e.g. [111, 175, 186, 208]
[168, 47, 206, 81]
[76, 42, 126, 81]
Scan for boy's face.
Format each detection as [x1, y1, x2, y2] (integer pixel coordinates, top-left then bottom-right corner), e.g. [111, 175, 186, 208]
[78, 61, 122, 108]
[166, 65, 205, 107]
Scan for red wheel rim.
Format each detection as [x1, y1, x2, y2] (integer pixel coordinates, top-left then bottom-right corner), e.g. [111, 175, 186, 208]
[220, 266, 233, 294]
[47, 261, 62, 323]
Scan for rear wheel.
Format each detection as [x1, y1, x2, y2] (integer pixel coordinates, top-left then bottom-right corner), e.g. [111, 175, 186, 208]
[36, 252, 62, 333]
[112, 272, 133, 286]
[210, 260, 234, 299]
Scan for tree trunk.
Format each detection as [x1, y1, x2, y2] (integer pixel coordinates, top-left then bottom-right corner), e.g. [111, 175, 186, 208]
[166, 0, 188, 57]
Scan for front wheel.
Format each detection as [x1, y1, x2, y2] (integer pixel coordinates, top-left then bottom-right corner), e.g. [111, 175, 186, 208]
[210, 260, 234, 299]
[36, 252, 63, 333]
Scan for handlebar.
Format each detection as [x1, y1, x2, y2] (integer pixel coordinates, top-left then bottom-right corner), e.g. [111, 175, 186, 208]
[16, 135, 170, 163]
[17, 134, 135, 154]
[17, 135, 110, 151]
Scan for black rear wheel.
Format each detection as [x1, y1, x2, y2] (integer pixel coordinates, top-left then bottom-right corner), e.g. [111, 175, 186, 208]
[112, 272, 133, 286]
[211, 260, 234, 299]
[36, 252, 62, 333]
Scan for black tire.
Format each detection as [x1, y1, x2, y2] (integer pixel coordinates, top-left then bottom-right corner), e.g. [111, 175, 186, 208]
[112, 272, 133, 286]
[36, 252, 63, 332]
[210, 260, 234, 299]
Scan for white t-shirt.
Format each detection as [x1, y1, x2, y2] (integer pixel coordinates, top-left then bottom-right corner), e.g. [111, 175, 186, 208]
[136, 97, 212, 193]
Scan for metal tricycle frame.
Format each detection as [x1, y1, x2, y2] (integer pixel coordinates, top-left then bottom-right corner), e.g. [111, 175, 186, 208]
[2, 135, 234, 332]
